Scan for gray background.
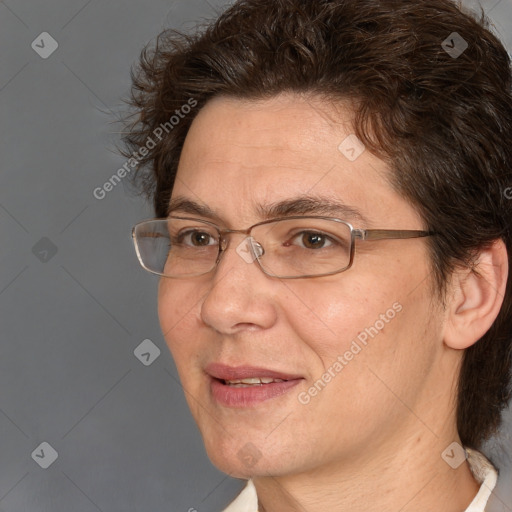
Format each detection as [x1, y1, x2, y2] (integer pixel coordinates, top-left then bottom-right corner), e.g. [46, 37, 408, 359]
[0, 0, 511, 510]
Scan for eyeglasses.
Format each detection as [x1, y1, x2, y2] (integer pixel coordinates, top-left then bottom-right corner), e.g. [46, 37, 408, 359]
[132, 216, 436, 279]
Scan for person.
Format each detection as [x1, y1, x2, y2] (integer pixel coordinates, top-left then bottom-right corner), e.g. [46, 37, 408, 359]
[125, 0, 512, 510]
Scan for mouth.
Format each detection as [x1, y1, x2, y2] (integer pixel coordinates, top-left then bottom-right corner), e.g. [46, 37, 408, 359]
[205, 363, 304, 408]
[222, 376, 288, 387]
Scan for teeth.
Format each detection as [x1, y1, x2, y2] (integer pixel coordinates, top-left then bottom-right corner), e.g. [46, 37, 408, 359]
[260, 377, 278, 384]
[224, 377, 285, 386]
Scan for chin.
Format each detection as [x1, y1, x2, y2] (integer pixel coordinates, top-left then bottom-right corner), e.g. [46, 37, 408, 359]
[209, 455, 288, 480]
[202, 433, 296, 479]
[203, 446, 254, 478]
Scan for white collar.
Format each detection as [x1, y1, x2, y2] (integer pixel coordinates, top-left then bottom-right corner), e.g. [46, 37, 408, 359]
[222, 448, 498, 512]
[464, 448, 498, 512]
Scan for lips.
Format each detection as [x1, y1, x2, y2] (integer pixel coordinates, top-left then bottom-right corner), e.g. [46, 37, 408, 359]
[205, 363, 302, 382]
[205, 363, 304, 407]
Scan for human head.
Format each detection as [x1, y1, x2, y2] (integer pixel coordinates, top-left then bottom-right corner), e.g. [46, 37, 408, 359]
[125, 0, 512, 456]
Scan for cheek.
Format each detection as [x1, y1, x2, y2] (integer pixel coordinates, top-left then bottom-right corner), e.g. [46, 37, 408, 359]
[286, 264, 436, 381]
[280, 278, 382, 362]
[157, 280, 202, 358]
[290, 279, 438, 426]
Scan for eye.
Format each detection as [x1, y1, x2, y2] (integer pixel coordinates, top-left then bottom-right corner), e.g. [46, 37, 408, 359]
[177, 230, 218, 247]
[293, 231, 334, 250]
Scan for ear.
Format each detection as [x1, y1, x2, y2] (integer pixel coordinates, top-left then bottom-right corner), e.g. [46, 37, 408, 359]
[444, 239, 509, 350]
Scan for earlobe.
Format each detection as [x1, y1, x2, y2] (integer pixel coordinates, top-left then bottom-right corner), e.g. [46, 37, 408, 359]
[444, 239, 509, 350]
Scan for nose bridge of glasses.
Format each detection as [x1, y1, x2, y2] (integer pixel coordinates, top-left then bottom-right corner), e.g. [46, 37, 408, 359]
[218, 226, 255, 251]
[217, 229, 265, 268]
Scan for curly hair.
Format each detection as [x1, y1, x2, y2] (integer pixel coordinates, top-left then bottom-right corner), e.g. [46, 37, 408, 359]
[123, 0, 512, 451]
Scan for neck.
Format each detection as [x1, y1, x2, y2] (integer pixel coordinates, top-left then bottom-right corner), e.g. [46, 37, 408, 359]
[253, 431, 480, 512]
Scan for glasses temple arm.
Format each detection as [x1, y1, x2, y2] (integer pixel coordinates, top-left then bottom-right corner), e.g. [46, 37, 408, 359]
[355, 229, 435, 241]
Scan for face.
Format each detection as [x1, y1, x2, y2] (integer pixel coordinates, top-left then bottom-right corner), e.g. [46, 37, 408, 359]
[158, 93, 448, 478]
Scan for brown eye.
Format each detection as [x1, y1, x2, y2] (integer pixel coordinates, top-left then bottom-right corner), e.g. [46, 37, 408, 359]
[301, 232, 328, 249]
[191, 231, 213, 246]
[176, 230, 218, 247]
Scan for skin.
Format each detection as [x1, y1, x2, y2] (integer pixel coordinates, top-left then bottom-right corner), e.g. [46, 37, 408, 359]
[157, 93, 508, 512]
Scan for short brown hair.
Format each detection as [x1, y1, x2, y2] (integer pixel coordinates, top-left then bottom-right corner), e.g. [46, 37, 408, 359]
[124, 0, 512, 450]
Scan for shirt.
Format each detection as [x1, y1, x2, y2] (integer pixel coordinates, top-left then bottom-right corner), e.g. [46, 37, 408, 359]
[222, 448, 498, 512]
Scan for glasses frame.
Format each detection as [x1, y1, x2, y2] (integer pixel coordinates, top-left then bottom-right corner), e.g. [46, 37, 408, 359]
[132, 215, 436, 279]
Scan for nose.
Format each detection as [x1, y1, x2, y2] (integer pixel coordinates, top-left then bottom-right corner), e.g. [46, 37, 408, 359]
[200, 236, 278, 335]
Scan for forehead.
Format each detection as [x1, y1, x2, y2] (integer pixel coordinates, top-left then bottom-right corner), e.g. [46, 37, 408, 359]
[172, 93, 420, 228]
[180, 93, 354, 175]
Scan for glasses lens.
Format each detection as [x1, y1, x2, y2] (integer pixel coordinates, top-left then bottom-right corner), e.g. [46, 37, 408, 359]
[133, 219, 219, 277]
[253, 218, 352, 278]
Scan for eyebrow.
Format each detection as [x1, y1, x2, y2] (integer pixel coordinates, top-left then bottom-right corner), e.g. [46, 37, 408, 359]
[167, 195, 370, 226]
